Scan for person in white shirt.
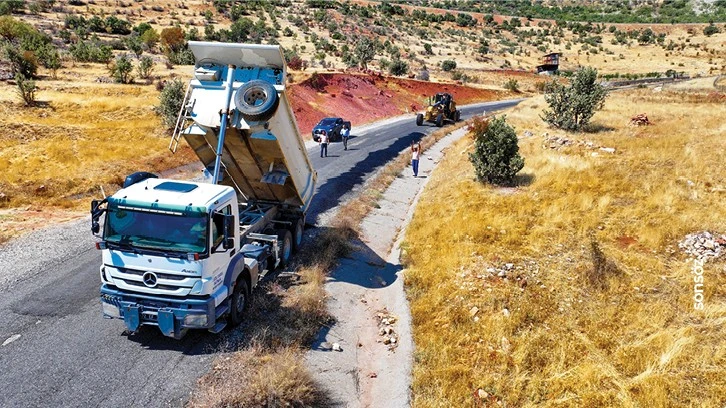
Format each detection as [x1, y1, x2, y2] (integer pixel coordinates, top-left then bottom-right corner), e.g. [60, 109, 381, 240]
[411, 141, 421, 177]
[319, 132, 329, 157]
[341, 124, 351, 150]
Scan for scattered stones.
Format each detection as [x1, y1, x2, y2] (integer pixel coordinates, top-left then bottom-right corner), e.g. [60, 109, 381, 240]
[630, 113, 652, 126]
[469, 306, 479, 317]
[375, 309, 399, 350]
[521, 130, 533, 139]
[543, 134, 616, 153]
[679, 231, 725, 262]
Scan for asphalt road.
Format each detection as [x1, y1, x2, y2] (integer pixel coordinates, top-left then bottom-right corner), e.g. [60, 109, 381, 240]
[0, 99, 521, 408]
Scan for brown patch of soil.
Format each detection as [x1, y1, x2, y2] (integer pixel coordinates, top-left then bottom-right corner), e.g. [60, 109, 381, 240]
[289, 73, 505, 135]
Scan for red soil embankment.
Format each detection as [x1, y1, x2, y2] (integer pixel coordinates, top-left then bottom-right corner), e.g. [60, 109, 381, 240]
[289, 73, 503, 135]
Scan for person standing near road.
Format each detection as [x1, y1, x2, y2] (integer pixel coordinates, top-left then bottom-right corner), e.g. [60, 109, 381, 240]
[411, 141, 421, 177]
[341, 124, 351, 150]
[319, 131, 329, 157]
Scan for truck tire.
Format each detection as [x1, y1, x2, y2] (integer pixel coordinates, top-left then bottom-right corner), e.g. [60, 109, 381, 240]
[435, 113, 444, 127]
[229, 277, 250, 327]
[276, 229, 293, 268]
[234, 80, 279, 122]
[416, 113, 423, 126]
[292, 218, 304, 253]
[454, 110, 461, 122]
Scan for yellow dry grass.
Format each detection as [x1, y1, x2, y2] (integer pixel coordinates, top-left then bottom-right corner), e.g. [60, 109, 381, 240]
[0, 65, 196, 241]
[405, 86, 726, 407]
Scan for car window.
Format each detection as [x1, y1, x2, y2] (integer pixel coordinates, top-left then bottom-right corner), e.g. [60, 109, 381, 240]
[319, 118, 335, 125]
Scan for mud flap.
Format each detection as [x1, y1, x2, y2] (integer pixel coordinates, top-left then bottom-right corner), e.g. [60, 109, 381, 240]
[158, 309, 176, 337]
[123, 305, 140, 331]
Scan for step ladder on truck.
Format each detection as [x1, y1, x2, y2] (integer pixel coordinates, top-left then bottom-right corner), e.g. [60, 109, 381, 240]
[90, 42, 317, 339]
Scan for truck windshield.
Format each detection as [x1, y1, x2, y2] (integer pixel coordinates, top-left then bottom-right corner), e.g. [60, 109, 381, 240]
[104, 206, 208, 254]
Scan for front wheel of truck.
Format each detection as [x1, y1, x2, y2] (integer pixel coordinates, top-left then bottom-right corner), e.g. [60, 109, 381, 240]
[229, 278, 250, 327]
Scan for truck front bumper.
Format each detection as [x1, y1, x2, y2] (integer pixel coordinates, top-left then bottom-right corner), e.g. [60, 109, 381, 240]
[100, 285, 225, 339]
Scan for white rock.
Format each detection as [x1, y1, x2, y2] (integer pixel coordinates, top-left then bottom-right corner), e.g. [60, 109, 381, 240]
[332, 343, 342, 352]
[502, 308, 510, 317]
[2, 334, 21, 347]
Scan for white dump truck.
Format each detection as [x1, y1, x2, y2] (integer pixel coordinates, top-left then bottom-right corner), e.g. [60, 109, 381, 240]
[90, 42, 316, 339]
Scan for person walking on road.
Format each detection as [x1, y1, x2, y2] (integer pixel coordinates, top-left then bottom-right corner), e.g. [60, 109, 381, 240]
[411, 141, 421, 177]
[341, 124, 351, 150]
[319, 132, 329, 157]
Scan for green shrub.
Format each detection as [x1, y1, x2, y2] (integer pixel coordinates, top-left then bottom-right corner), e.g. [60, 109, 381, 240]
[541, 67, 607, 131]
[109, 54, 134, 84]
[441, 59, 457, 71]
[137, 56, 154, 79]
[15, 73, 36, 106]
[3, 44, 38, 78]
[388, 57, 408, 76]
[157, 78, 185, 128]
[504, 78, 519, 92]
[469, 115, 524, 186]
[69, 40, 112, 63]
[703, 22, 719, 36]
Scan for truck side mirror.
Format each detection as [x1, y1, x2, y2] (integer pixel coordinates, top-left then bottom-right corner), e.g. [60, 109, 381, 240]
[91, 199, 107, 235]
[222, 214, 235, 249]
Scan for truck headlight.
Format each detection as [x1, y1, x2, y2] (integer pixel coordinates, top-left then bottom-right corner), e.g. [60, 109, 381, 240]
[183, 314, 208, 327]
[102, 302, 121, 318]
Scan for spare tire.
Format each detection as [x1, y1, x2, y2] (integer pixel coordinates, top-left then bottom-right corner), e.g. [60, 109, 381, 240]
[234, 80, 279, 122]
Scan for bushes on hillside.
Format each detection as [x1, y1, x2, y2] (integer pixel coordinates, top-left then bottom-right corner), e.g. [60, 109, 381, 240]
[109, 54, 134, 84]
[69, 39, 112, 63]
[541, 67, 607, 131]
[14, 73, 36, 106]
[157, 78, 185, 128]
[469, 116, 524, 186]
[441, 59, 457, 72]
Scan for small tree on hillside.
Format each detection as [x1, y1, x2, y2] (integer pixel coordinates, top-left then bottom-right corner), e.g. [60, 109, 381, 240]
[157, 77, 185, 128]
[541, 67, 607, 131]
[354, 36, 376, 70]
[109, 54, 134, 84]
[469, 115, 525, 186]
[15, 73, 37, 106]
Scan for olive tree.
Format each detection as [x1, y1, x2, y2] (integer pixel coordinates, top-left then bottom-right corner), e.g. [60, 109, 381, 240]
[541, 67, 607, 131]
[469, 115, 524, 186]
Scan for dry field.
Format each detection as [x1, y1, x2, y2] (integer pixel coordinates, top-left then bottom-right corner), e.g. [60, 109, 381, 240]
[404, 86, 726, 406]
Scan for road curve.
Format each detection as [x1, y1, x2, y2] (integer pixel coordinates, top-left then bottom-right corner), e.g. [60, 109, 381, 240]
[0, 98, 521, 408]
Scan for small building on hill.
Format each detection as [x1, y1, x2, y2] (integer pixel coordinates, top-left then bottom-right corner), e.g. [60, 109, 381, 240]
[536, 53, 560, 75]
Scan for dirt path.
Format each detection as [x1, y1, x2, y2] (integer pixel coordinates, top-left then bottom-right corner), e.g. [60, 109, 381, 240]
[305, 127, 470, 407]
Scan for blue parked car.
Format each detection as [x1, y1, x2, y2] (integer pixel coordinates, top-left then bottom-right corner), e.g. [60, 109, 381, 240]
[312, 117, 350, 142]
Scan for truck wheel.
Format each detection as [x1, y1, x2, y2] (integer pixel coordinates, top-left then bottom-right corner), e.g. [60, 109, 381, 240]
[229, 277, 250, 327]
[276, 229, 293, 268]
[416, 113, 423, 126]
[435, 113, 443, 127]
[292, 218, 304, 253]
[234, 80, 279, 122]
[454, 110, 461, 122]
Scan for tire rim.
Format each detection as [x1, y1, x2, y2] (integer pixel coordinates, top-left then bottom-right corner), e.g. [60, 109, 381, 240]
[243, 87, 268, 107]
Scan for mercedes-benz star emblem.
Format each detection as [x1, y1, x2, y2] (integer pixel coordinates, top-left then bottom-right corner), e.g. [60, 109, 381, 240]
[142, 272, 158, 288]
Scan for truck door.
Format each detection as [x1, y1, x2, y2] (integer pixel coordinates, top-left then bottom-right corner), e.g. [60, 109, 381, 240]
[208, 203, 234, 292]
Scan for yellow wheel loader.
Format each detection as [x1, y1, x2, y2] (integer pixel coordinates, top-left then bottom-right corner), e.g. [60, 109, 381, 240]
[415, 92, 460, 127]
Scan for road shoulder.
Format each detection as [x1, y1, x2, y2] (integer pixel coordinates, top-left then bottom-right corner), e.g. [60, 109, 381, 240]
[305, 126, 470, 407]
